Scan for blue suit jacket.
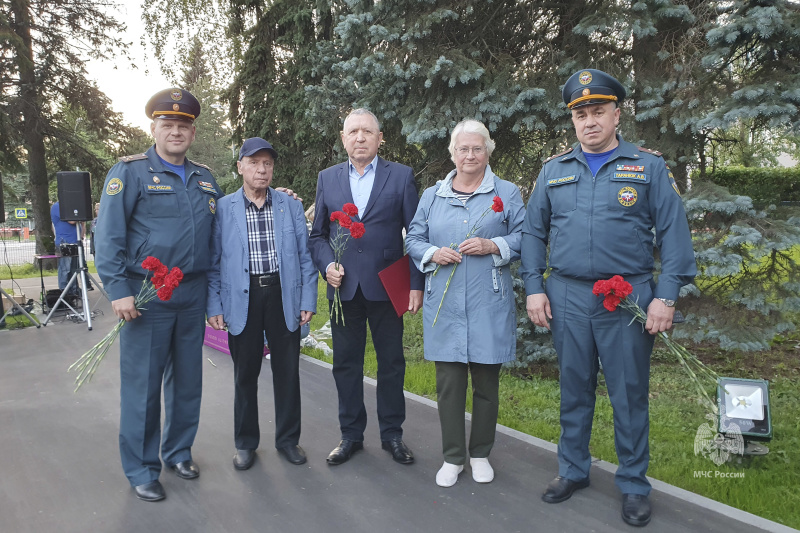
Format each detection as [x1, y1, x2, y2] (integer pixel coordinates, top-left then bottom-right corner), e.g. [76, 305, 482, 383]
[308, 157, 423, 301]
[206, 187, 318, 336]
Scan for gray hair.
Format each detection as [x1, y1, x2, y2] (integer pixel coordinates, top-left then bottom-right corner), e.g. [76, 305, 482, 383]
[343, 108, 381, 131]
[449, 119, 495, 163]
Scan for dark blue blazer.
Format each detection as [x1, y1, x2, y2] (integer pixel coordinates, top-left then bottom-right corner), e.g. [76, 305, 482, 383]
[308, 157, 424, 301]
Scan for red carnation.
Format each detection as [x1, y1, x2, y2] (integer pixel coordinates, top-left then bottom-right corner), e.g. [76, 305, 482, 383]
[350, 222, 365, 239]
[592, 275, 634, 312]
[142, 256, 164, 271]
[152, 274, 166, 288]
[343, 203, 359, 217]
[331, 211, 352, 229]
[156, 286, 174, 301]
[168, 266, 183, 282]
[492, 196, 504, 213]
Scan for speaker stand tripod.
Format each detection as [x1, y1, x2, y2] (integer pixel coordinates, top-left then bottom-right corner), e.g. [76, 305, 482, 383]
[0, 283, 42, 328]
[43, 226, 109, 330]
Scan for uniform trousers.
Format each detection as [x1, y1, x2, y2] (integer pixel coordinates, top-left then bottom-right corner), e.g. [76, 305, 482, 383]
[330, 286, 406, 442]
[118, 274, 206, 487]
[227, 277, 301, 451]
[547, 273, 655, 496]
[435, 361, 502, 465]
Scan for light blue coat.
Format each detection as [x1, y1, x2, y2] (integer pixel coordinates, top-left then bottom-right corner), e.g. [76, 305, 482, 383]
[406, 165, 525, 364]
[206, 187, 317, 336]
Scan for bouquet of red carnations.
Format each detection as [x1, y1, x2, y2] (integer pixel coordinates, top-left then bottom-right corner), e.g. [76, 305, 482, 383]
[593, 275, 719, 411]
[68, 256, 183, 392]
[329, 203, 365, 325]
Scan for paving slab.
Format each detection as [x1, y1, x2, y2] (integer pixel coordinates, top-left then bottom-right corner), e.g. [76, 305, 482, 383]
[0, 287, 795, 533]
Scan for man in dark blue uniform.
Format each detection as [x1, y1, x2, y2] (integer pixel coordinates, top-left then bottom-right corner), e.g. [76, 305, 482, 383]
[520, 69, 696, 527]
[95, 88, 221, 502]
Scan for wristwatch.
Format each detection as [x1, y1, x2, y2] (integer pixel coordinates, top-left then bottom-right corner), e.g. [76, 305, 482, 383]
[656, 298, 676, 307]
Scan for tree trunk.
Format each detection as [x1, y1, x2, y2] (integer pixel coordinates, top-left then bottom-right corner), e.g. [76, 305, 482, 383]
[10, 0, 55, 256]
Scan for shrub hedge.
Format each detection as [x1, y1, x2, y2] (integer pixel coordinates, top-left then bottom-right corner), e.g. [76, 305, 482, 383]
[699, 166, 800, 206]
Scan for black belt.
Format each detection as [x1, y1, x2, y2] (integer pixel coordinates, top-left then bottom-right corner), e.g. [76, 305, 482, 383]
[250, 272, 280, 287]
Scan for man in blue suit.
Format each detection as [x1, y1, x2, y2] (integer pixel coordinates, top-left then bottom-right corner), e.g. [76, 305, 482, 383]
[207, 137, 317, 470]
[309, 109, 423, 466]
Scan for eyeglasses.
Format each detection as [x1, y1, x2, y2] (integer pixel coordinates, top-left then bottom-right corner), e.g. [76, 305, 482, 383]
[455, 146, 485, 155]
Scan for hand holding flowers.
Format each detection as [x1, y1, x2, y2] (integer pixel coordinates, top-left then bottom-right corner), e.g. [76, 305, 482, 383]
[432, 196, 504, 325]
[593, 275, 719, 412]
[328, 203, 365, 325]
[68, 257, 183, 392]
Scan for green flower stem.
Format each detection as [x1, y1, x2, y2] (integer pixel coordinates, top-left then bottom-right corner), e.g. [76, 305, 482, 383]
[432, 261, 458, 326]
[618, 298, 719, 413]
[68, 276, 159, 392]
[431, 202, 496, 326]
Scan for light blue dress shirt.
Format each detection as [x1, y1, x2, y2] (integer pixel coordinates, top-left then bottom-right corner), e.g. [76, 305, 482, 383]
[348, 155, 378, 217]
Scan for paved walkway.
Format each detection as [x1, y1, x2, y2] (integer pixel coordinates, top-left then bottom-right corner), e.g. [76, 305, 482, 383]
[0, 278, 795, 533]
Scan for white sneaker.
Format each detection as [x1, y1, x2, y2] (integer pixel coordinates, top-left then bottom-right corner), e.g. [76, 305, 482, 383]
[470, 457, 494, 483]
[435, 462, 464, 487]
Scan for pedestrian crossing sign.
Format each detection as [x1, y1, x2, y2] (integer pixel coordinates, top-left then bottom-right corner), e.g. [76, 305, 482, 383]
[15, 208, 27, 219]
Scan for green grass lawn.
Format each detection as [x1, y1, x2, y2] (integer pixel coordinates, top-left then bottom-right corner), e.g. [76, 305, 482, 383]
[302, 276, 800, 529]
[1, 261, 97, 280]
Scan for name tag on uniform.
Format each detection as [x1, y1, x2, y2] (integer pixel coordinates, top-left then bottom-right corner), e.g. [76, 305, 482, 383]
[613, 172, 648, 181]
[616, 164, 644, 172]
[547, 175, 577, 186]
[146, 184, 175, 193]
[197, 181, 217, 194]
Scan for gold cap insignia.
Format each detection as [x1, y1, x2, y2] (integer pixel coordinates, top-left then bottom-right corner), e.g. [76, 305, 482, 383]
[582, 88, 590, 96]
[170, 90, 182, 101]
[579, 71, 592, 85]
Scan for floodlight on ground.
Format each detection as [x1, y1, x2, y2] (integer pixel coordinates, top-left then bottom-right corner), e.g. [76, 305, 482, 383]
[717, 377, 772, 455]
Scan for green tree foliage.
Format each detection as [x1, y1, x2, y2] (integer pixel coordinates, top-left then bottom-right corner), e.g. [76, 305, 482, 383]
[179, 38, 236, 180]
[677, 182, 800, 350]
[224, 0, 336, 200]
[1, 0, 128, 253]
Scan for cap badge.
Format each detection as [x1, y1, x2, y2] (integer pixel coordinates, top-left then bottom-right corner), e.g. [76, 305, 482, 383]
[170, 90, 182, 101]
[173, 104, 180, 111]
[582, 88, 590, 96]
[153, 176, 160, 183]
[579, 71, 592, 85]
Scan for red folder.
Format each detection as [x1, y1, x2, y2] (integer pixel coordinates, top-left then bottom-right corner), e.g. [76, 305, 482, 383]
[379, 254, 411, 317]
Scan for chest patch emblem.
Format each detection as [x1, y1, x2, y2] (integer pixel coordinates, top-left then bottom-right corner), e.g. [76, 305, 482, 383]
[616, 164, 644, 172]
[106, 178, 123, 196]
[618, 186, 638, 207]
[209, 197, 216, 214]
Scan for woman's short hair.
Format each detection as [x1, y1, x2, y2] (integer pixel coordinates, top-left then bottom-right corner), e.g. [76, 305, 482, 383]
[449, 119, 496, 163]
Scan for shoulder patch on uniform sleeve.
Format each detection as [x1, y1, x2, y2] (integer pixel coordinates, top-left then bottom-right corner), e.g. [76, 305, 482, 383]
[118, 153, 147, 163]
[189, 159, 213, 172]
[638, 146, 662, 157]
[544, 147, 573, 163]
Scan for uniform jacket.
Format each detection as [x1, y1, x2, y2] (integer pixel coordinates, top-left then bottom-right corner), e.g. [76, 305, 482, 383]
[520, 135, 696, 300]
[206, 187, 318, 336]
[96, 145, 221, 301]
[308, 156, 424, 301]
[406, 166, 525, 363]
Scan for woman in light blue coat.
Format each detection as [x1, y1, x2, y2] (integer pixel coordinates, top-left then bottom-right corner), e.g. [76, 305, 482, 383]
[406, 120, 524, 487]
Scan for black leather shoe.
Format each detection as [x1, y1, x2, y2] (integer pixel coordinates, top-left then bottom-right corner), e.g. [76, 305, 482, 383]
[134, 480, 165, 502]
[541, 476, 590, 503]
[381, 438, 414, 464]
[622, 494, 652, 527]
[170, 460, 199, 479]
[326, 440, 363, 465]
[233, 449, 256, 470]
[278, 445, 307, 465]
